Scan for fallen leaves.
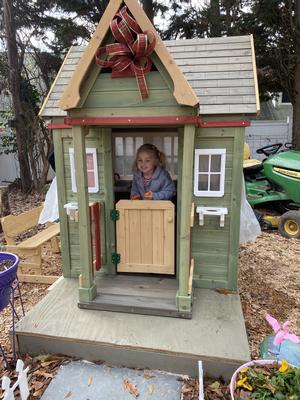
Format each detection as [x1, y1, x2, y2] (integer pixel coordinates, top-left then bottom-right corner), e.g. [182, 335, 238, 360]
[214, 288, 234, 295]
[143, 370, 155, 380]
[238, 232, 300, 359]
[149, 383, 155, 395]
[203, 378, 231, 399]
[123, 379, 139, 398]
[179, 377, 199, 399]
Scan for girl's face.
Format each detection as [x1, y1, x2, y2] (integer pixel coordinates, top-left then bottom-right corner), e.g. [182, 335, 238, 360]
[137, 151, 157, 176]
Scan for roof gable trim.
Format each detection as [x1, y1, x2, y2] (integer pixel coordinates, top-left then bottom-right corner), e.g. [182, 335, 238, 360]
[59, 0, 198, 111]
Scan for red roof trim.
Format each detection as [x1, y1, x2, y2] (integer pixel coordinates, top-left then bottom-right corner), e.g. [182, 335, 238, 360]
[199, 119, 250, 128]
[48, 123, 72, 129]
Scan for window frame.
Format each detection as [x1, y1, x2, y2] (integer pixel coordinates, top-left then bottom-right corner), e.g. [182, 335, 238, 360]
[69, 147, 99, 193]
[194, 148, 226, 197]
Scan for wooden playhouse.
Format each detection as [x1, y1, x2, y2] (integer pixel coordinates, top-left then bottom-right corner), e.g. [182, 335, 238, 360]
[39, 0, 259, 319]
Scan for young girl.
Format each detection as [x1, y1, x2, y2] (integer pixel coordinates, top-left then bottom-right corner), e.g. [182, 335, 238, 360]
[131, 144, 176, 200]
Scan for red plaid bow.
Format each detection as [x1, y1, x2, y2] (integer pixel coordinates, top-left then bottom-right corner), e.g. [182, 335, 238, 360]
[95, 6, 156, 99]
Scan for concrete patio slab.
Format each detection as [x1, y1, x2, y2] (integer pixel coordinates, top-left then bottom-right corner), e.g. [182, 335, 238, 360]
[41, 360, 182, 400]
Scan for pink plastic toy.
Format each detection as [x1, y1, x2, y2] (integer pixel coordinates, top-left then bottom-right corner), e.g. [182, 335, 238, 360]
[266, 314, 300, 346]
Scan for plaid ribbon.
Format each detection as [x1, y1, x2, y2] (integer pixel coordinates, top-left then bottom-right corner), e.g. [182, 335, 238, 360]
[95, 6, 156, 99]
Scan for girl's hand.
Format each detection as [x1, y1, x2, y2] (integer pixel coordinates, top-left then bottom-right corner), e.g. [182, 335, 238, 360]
[144, 191, 153, 199]
[131, 194, 141, 200]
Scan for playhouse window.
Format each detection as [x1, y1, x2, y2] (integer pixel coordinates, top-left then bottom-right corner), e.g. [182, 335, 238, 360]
[194, 149, 226, 197]
[69, 148, 99, 193]
[113, 132, 178, 180]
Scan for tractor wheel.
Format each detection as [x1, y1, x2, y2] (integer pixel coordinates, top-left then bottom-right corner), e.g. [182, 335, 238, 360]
[278, 210, 300, 239]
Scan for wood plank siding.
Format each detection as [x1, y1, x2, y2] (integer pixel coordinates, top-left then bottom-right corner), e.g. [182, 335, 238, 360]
[78, 71, 193, 118]
[40, 35, 258, 118]
[54, 127, 114, 278]
[192, 127, 244, 290]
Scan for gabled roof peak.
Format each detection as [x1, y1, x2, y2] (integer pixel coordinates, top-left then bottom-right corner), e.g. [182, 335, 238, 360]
[59, 0, 198, 111]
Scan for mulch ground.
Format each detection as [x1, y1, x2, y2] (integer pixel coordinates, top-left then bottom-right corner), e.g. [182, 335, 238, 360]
[0, 187, 299, 399]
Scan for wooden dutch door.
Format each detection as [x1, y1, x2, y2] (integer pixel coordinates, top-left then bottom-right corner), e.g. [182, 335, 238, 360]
[116, 200, 174, 274]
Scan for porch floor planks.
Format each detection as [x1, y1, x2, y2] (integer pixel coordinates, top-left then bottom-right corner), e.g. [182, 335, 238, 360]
[79, 274, 181, 317]
[95, 274, 178, 298]
[15, 277, 250, 379]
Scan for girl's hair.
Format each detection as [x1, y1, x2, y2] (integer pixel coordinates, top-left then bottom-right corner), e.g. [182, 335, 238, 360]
[132, 143, 167, 171]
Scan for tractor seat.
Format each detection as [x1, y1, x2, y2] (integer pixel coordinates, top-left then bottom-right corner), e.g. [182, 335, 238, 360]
[243, 143, 263, 175]
[243, 159, 263, 175]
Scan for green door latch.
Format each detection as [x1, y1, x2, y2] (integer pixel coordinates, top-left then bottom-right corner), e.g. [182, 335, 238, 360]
[110, 209, 120, 221]
[111, 253, 121, 264]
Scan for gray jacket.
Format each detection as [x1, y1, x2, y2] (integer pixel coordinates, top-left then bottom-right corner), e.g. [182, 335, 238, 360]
[131, 166, 176, 200]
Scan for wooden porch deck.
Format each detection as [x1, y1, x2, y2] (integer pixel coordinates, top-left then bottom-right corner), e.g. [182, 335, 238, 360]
[16, 279, 250, 378]
[78, 274, 189, 318]
[15, 277, 250, 379]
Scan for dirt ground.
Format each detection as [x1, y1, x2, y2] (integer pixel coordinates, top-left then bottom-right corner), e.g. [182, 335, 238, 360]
[0, 187, 299, 399]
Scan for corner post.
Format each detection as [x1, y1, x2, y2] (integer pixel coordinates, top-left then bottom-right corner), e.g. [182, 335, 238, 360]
[73, 125, 97, 302]
[228, 127, 245, 290]
[177, 123, 195, 313]
[53, 129, 71, 277]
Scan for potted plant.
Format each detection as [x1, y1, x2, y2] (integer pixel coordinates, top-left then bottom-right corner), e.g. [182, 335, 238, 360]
[230, 359, 299, 399]
[0, 252, 19, 311]
[230, 314, 300, 399]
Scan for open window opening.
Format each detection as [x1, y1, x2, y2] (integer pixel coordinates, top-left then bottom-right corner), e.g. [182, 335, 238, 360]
[112, 129, 178, 202]
[111, 129, 179, 278]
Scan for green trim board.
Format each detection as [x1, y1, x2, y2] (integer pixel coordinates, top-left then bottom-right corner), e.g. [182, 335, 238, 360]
[176, 128, 183, 279]
[227, 128, 244, 291]
[72, 125, 97, 301]
[53, 128, 71, 277]
[69, 106, 196, 118]
[102, 128, 116, 275]
[177, 124, 195, 312]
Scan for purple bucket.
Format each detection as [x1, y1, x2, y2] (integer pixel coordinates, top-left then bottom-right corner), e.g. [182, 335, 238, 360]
[0, 252, 19, 311]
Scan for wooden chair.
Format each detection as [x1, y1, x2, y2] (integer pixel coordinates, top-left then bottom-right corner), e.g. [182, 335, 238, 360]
[1, 206, 60, 283]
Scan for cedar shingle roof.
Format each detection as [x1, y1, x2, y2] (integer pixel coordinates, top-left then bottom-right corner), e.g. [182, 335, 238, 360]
[40, 35, 259, 117]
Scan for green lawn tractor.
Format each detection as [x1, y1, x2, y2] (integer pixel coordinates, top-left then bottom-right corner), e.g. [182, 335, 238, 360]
[244, 143, 300, 238]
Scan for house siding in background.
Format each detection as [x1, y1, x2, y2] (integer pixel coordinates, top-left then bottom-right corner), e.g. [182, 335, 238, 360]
[245, 99, 293, 160]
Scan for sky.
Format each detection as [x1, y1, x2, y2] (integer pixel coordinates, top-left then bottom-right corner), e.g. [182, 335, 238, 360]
[2, 1, 209, 52]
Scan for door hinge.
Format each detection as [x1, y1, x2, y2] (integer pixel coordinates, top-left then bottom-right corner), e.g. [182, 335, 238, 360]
[110, 209, 120, 221]
[111, 253, 121, 264]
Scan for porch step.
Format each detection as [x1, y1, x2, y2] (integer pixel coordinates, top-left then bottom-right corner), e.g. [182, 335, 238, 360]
[78, 274, 191, 318]
[15, 278, 250, 380]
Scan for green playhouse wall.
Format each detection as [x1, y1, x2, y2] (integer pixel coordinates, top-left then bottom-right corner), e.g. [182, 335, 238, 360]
[70, 69, 194, 118]
[53, 127, 116, 278]
[192, 126, 245, 291]
[54, 124, 245, 291]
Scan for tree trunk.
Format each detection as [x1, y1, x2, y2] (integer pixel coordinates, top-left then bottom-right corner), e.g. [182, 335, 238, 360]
[293, 0, 300, 150]
[3, 0, 32, 192]
[210, 0, 222, 37]
[0, 186, 10, 233]
[142, 0, 155, 24]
